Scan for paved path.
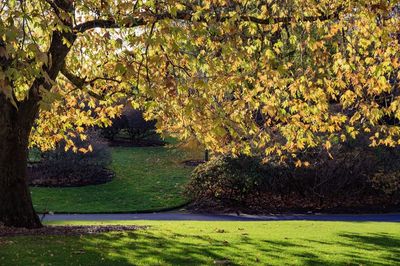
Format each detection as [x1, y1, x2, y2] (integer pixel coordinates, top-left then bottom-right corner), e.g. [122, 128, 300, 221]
[43, 212, 400, 222]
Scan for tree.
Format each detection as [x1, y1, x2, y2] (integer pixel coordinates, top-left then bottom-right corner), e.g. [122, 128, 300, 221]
[0, 0, 399, 228]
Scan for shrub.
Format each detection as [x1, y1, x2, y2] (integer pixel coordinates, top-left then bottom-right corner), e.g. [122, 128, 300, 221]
[28, 131, 113, 187]
[186, 140, 400, 212]
[186, 156, 267, 204]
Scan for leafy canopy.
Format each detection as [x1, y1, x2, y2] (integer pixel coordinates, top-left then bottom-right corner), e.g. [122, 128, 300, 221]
[0, 0, 399, 161]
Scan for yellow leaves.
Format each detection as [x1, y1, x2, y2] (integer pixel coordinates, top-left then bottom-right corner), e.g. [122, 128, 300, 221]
[264, 49, 275, 60]
[273, 41, 284, 54]
[131, 101, 140, 109]
[271, 24, 280, 34]
[27, 43, 50, 66]
[365, 57, 375, 65]
[38, 86, 63, 111]
[295, 160, 311, 168]
[329, 24, 342, 37]
[5, 0, 397, 162]
[325, 140, 332, 150]
[340, 90, 357, 108]
[346, 126, 358, 139]
[78, 145, 93, 154]
[350, 112, 361, 125]
[170, 3, 186, 16]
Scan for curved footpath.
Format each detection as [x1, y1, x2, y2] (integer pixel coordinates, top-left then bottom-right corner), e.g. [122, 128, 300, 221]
[43, 212, 400, 222]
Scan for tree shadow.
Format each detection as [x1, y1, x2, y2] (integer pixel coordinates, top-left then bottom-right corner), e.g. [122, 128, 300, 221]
[337, 232, 400, 265]
[75, 228, 400, 265]
[80, 231, 233, 265]
[2, 226, 399, 265]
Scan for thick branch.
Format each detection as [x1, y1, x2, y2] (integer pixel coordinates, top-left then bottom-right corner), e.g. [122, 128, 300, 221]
[241, 11, 342, 25]
[74, 18, 147, 33]
[60, 65, 85, 87]
[25, 0, 76, 104]
[45, 0, 74, 26]
[0, 41, 10, 69]
[74, 7, 342, 33]
[60, 66, 121, 100]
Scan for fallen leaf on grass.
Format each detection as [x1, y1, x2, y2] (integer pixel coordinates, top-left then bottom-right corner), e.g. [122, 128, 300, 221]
[214, 259, 232, 265]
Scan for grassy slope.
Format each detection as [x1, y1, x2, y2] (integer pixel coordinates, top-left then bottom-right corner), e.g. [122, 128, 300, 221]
[31, 146, 198, 213]
[0, 221, 399, 265]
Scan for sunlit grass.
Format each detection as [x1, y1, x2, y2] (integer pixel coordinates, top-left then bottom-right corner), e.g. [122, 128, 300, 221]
[31, 145, 201, 213]
[1, 221, 399, 265]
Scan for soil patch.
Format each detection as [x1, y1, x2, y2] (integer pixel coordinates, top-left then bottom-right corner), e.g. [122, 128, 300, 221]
[0, 225, 146, 237]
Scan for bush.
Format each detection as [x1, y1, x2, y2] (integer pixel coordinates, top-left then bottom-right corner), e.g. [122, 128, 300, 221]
[186, 156, 267, 204]
[28, 131, 113, 187]
[186, 141, 400, 213]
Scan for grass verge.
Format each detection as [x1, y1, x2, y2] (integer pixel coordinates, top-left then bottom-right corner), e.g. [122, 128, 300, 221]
[0, 221, 399, 265]
[31, 146, 199, 213]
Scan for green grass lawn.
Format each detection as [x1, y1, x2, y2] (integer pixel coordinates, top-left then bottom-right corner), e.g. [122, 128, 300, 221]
[0, 221, 399, 265]
[31, 146, 200, 213]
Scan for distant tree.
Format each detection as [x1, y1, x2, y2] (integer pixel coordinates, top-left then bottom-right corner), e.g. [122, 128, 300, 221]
[100, 106, 157, 143]
[124, 108, 157, 144]
[100, 115, 127, 142]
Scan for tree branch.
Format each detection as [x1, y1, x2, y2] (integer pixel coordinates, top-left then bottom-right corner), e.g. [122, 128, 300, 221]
[60, 65, 85, 87]
[44, 0, 73, 26]
[74, 6, 343, 33]
[74, 18, 147, 33]
[60, 66, 122, 100]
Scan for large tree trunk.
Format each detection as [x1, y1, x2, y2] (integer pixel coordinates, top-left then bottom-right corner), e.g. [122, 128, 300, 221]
[0, 95, 41, 228]
[0, 1, 75, 228]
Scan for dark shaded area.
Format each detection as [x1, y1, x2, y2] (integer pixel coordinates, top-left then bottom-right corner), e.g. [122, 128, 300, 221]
[100, 107, 165, 147]
[28, 165, 114, 187]
[27, 131, 114, 187]
[0, 224, 145, 237]
[43, 213, 400, 222]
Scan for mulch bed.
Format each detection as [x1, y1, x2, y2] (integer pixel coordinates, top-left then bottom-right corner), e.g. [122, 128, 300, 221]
[188, 193, 400, 215]
[0, 224, 147, 237]
[28, 165, 115, 187]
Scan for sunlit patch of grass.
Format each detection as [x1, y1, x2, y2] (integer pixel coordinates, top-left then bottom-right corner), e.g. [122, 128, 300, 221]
[31, 145, 201, 213]
[1, 221, 399, 265]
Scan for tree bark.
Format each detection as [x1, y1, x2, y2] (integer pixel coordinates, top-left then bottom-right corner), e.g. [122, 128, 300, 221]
[0, 1, 76, 228]
[0, 95, 41, 228]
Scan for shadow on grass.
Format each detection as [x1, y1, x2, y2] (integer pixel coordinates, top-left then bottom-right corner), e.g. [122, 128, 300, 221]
[75, 230, 400, 265]
[1, 227, 399, 265]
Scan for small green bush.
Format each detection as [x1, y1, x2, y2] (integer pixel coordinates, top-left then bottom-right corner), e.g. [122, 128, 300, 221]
[186, 156, 268, 204]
